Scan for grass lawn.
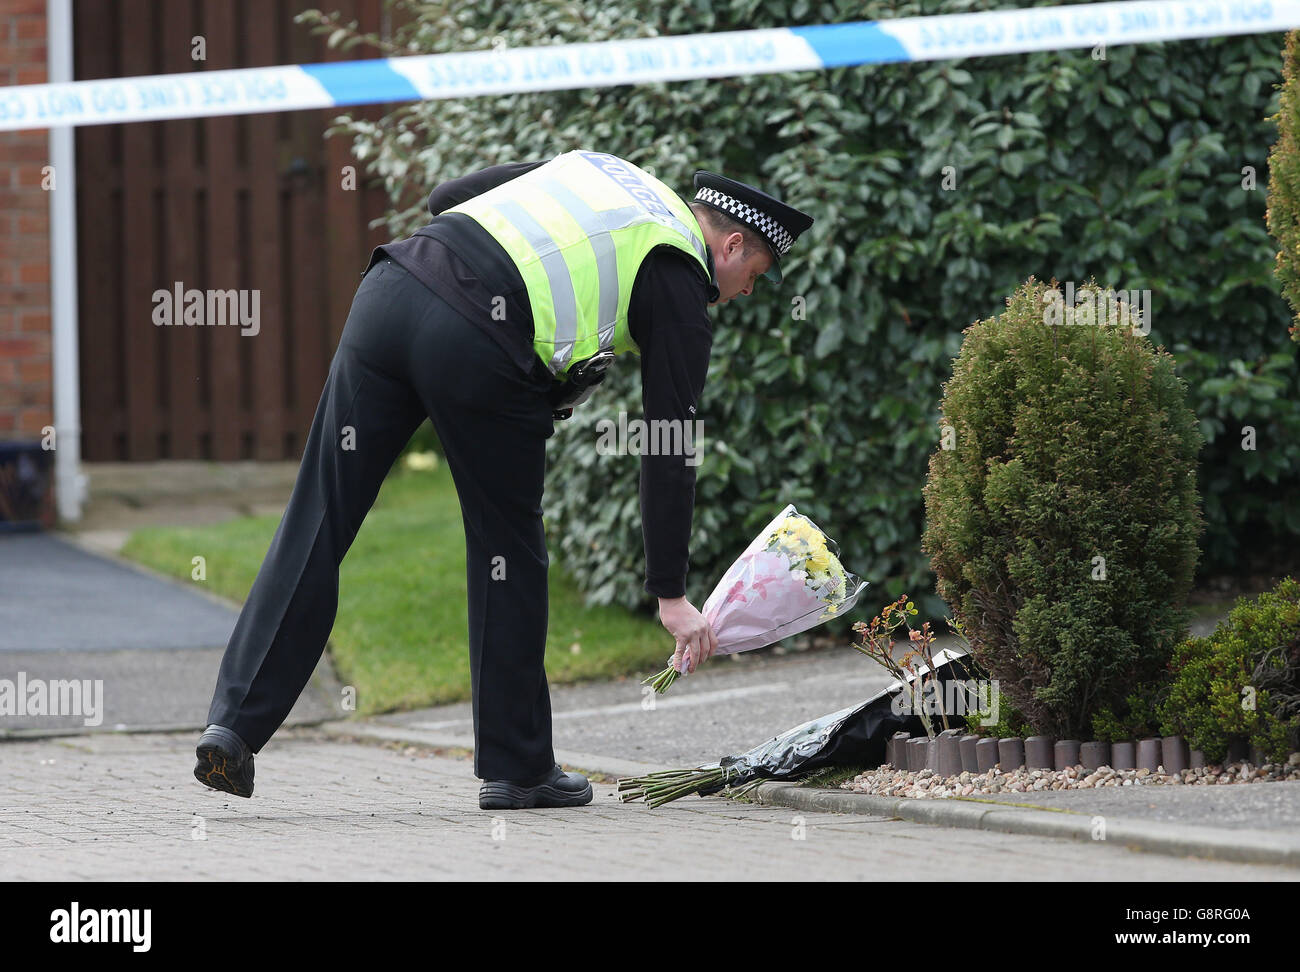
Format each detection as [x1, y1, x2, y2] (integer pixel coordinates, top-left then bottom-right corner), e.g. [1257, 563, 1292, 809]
[119, 464, 669, 715]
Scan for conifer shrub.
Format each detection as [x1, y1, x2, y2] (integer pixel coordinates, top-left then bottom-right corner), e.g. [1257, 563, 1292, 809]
[923, 278, 1203, 738]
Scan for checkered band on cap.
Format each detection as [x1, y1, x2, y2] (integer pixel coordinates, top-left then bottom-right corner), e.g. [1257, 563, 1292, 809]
[694, 187, 796, 257]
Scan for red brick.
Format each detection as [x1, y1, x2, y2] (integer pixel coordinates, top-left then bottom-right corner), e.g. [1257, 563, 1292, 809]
[17, 359, 51, 383]
[18, 408, 53, 436]
[0, 256, 37, 279]
[2, 6, 60, 446]
[18, 263, 48, 285]
[19, 383, 48, 407]
[14, 165, 52, 189]
[18, 311, 50, 333]
[0, 141, 49, 165]
[0, 285, 47, 307]
[0, 338, 38, 357]
[15, 18, 47, 41]
[0, 188, 48, 211]
[4, 1, 48, 17]
[15, 45, 48, 65]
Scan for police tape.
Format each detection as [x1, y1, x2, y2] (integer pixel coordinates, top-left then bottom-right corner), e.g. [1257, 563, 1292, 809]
[3, 0, 1297, 131]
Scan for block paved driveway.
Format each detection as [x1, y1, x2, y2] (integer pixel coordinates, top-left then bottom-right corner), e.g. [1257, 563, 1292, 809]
[1, 729, 1293, 881]
[0, 532, 338, 733]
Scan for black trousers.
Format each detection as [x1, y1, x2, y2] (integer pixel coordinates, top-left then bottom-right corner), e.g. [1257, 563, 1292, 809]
[206, 258, 557, 782]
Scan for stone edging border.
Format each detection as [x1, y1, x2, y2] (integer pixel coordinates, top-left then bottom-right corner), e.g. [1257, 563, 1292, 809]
[322, 720, 1300, 868]
[750, 780, 1300, 868]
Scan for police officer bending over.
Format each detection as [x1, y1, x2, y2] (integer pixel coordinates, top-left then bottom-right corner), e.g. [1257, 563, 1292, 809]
[194, 150, 813, 809]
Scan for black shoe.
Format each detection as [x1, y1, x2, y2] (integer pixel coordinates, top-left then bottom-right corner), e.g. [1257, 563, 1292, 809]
[194, 724, 255, 798]
[479, 763, 593, 810]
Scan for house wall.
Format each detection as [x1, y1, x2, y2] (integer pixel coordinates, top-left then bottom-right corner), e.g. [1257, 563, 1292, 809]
[0, 1, 54, 443]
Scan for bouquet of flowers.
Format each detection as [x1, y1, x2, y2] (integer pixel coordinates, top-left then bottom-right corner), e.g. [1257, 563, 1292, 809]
[643, 504, 867, 693]
[620, 647, 978, 807]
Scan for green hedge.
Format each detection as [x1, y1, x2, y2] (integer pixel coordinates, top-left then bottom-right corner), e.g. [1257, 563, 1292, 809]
[313, 0, 1300, 614]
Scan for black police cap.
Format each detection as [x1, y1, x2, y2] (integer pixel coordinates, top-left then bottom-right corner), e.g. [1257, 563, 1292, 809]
[692, 171, 814, 282]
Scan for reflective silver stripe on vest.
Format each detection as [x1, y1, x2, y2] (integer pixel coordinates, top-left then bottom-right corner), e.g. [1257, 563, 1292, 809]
[489, 199, 579, 373]
[575, 151, 707, 264]
[538, 179, 706, 348]
[674, 216, 708, 265]
[491, 179, 706, 373]
[538, 178, 637, 347]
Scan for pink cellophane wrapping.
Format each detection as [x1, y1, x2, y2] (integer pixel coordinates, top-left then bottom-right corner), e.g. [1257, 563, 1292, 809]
[670, 504, 867, 676]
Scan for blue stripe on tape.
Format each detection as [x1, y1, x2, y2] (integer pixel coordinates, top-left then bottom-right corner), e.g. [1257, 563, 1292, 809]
[790, 21, 911, 67]
[299, 60, 422, 106]
[9, 1, 1300, 132]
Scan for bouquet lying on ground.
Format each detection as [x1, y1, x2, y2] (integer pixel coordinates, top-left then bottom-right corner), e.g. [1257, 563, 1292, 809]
[643, 504, 867, 693]
[620, 648, 978, 807]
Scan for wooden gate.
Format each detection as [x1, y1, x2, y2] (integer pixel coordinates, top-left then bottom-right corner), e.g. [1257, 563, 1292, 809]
[75, 0, 399, 460]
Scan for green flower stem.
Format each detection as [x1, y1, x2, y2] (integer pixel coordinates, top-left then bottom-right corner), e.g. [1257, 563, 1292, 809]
[619, 765, 741, 807]
[616, 767, 723, 807]
[642, 666, 681, 693]
[648, 783, 711, 807]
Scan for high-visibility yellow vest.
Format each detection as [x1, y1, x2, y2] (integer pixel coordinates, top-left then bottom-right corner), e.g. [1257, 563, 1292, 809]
[446, 150, 709, 377]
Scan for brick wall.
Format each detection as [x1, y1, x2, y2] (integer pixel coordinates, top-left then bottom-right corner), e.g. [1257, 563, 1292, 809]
[0, 1, 53, 442]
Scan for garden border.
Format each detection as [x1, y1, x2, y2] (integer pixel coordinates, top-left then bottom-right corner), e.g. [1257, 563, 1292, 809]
[751, 780, 1300, 867]
[338, 720, 1300, 867]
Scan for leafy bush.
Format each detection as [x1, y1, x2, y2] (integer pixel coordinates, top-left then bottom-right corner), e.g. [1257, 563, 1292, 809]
[1091, 691, 1163, 744]
[964, 684, 1032, 740]
[1267, 30, 1300, 344]
[1157, 577, 1300, 763]
[307, 0, 1300, 613]
[922, 278, 1203, 739]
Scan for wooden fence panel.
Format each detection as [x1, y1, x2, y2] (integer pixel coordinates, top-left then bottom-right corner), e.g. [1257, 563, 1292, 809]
[74, 0, 393, 461]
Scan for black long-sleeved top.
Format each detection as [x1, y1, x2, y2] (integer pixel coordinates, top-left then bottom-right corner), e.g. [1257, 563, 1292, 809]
[374, 161, 719, 599]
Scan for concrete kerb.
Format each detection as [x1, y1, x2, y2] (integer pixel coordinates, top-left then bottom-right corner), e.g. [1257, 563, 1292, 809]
[752, 782, 1300, 868]
[318, 720, 674, 782]
[320, 719, 1300, 867]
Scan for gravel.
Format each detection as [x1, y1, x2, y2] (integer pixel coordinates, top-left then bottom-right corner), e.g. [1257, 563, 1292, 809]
[844, 752, 1300, 799]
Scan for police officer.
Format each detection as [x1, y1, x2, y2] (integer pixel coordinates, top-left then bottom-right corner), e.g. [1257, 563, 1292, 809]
[194, 150, 813, 809]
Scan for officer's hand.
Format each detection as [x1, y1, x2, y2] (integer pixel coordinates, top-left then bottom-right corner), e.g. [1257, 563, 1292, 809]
[657, 596, 718, 674]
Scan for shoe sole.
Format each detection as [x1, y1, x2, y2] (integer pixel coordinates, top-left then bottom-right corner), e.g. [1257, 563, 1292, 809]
[479, 780, 593, 810]
[194, 744, 254, 798]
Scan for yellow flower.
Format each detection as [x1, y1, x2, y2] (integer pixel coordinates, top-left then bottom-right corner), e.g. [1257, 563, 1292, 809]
[766, 513, 856, 602]
[806, 548, 832, 576]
